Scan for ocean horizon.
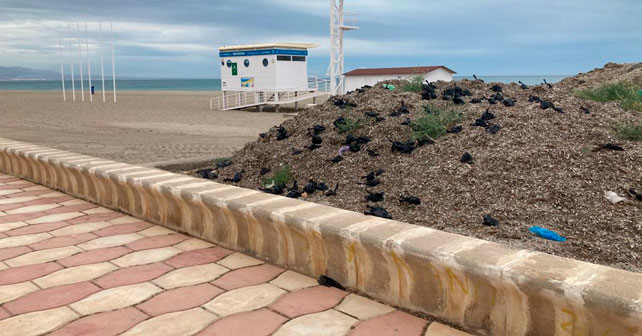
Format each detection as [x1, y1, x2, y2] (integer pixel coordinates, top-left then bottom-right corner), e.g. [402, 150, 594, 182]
[0, 75, 569, 91]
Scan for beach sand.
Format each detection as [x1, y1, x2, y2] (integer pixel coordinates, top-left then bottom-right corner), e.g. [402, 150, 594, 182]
[0, 90, 294, 164]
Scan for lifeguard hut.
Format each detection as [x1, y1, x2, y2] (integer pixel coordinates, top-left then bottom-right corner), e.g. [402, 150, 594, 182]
[210, 43, 330, 111]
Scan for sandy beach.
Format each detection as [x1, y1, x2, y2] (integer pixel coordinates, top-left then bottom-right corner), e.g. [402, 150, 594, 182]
[0, 90, 293, 164]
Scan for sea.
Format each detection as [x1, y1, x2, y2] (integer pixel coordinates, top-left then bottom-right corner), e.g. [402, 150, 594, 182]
[0, 75, 568, 91]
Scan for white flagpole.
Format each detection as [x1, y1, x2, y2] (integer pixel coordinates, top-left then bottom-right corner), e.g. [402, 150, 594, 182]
[85, 21, 92, 102]
[110, 21, 117, 103]
[77, 22, 84, 101]
[99, 21, 105, 103]
[57, 25, 66, 101]
[68, 24, 76, 102]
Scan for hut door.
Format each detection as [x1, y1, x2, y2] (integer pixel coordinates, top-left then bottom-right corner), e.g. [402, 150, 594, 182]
[231, 63, 238, 76]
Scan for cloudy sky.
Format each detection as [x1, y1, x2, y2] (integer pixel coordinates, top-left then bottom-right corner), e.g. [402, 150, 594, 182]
[1, 0, 641, 78]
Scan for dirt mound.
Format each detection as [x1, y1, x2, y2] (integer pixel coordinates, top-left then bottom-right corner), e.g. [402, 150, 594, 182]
[189, 63, 642, 272]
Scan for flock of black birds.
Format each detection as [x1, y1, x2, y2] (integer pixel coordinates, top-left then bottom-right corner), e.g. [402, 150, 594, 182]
[198, 77, 626, 226]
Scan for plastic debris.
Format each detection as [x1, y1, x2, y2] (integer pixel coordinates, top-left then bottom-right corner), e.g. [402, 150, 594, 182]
[383, 83, 396, 90]
[605, 191, 626, 204]
[482, 214, 499, 226]
[529, 226, 566, 242]
[339, 145, 350, 155]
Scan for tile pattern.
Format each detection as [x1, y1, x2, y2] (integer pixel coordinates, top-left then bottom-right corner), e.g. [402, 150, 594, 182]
[0, 174, 464, 336]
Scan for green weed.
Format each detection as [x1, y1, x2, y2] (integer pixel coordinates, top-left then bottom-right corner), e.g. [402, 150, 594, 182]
[576, 82, 642, 112]
[401, 75, 425, 93]
[262, 165, 292, 187]
[412, 105, 463, 140]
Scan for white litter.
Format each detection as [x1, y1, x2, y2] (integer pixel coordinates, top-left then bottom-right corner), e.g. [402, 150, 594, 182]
[605, 191, 626, 204]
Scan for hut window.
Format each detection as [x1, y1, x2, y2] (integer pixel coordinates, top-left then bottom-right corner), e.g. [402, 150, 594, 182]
[244, 59, 250, 67]
[226, 60, 232, 68]
[277, 55, 291, 61]
[262, 58, 269, 67]
[292, 56, 306, 62]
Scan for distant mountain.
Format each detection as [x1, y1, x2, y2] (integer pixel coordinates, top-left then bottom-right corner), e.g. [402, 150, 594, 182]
[0, 66, 60, 80]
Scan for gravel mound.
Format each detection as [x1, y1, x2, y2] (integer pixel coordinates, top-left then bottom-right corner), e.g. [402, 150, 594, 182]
[189, 63, 642, 272]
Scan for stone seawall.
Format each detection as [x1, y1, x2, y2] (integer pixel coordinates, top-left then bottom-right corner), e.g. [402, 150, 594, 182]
[0, 138, 640, 336]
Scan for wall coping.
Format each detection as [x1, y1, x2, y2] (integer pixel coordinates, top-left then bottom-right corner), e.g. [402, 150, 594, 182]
[0, 138, 640, 336]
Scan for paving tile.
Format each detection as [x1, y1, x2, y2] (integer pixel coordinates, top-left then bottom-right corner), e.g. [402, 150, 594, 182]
[270, 286, 348, 318]
[213, 264, 284, 290]
[153, 263, 228, 289]
[270, 270, 319, 291]
[26, 212, 85, 224]
[165, 247, 232, 268]
[5, 246, 82, 267]
[21, 185, 48, 191]
[38, 192, 68, 198]
[0, 282, 39, 304]
[111, 246, 182, 267]
[349, 311, 427, 336]
[0, 306, 78, 336]
[4, 221, 69, 236]
[0, 189, 21, 197]
[2, 182, 34, 188]
[21, 195, 72, 205]
[28, 232, 97, 250]
[82, 207, 115, 215]
[173, 238, 214, 251]
[0, 262, 6, 271]
[0, 221, 28, 233]
[424, 322, 472, 336]
[0, 196, 39, 205]
[94, 262, 173, 289]
[0, 306, 9, 320]
[107, 215, 142, 225]
[336, 294, 395, 320]
[5, 203, 60, 215]
[125, 233, 189, 251]
[3, 281, 101, 315]
[93, 222, 153, 236]
[68, 212, 123, 224]
[44, 204, 97, 215]
[57, 246, 131, 267]
[0, 212, 46, 224]
[204, 283, 286, 317]
[137, 283, 223, 316]
[48, 307, 149, 336]
[0, 246, 32, 261]
[0, 262, 62, 285]
[34, 262, 117, 288]
[59, 199, 90, 206]
[0, 232, 52, 248]
[122, 308, 217, 336]
[197, 308, 287, 336]
[138, 226, 176, 237]
[272, 309, 357, 336]
[77, 233, 143, 250]
[50, 221, 112, 236]
[0, 204, 25, 212]
[70, 282, 163, 315]
[217, 252, 263, 269]
[4, 190, 51, 198]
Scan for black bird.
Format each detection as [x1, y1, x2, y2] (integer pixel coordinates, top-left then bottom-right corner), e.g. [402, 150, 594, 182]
[390, 139, 416, 154]
[262, 184, 284, 195]
[364, 206, 392, 219]
[276, 126, 289, 140]
[259, 168, 271, 176]
[593, 143, 624, 152]
[470, 98, 482, 104]
[447, 125, 463, 134]
[307, 144, 321, 150]
[330, 155, 343, 163]
[460, 152, 474, 164]
[316, 182, 329, 191]
[518, 81, 528, 90]
[490, 84, 503, 92]
[362, 172, 381, 187]
[528, 95, 540, 102]
[286, 181, 302, 198]
[224, 171, 244, 183]
[364, 190, 384, 202]
[481, 108, 495, 121]
[487, 98, 497, 105]
[400, 118, 411, 126]
[325, 183, 339, 196]
[539, 100, 554, 110]
[309, 125, 326, 135]
[453, 96, 465, 105]
[355, 136, 370, 144]
[627, 188, 642, 201]
[349, 143, 361, 152]
[483, 214, 499, 226]
[318, 275, 345, 290]
[364, 111, 380, 118]
[503, 98, 515, 107]
[311, 135, 322, 144]
[303, 180, 318, 194]
[543, 78, 553, 89]
[486, 124, 502, 134]
[581, 106, 590, 114]
[215, 159, 233, 169]
[196, 168, 217, 180]
[473, 74, 478, 80]
[399, 195, 421, 205]
[292, 148, 303, 155]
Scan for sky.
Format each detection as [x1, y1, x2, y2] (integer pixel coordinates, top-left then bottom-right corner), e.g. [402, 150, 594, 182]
[0, 0, 641, 78]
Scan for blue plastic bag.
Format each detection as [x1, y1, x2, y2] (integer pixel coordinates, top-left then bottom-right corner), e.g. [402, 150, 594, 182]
[529, 226, 566, 242]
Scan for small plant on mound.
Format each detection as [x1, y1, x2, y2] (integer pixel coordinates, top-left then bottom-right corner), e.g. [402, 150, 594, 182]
[336, 117, 364, 135]
[577, 81, 642, 112]
[401, 75, 425, 93]
[412, 105, 462, 140]
[262, 165, 292, 187]
[613, 122, 642, 141]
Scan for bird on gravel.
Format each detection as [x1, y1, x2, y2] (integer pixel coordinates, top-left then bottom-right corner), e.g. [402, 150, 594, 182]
[518, 81, 528, 90]
[325, 183, 339, 196]
[460, 152, 474, 164]
[364, 190, 384, 202]
[364, 205, 392, 219]
[543, 79, 553, 89]
[399, 195, 421, 205]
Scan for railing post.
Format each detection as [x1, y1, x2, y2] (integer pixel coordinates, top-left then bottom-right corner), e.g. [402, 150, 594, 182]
[222, 92, 226, 109]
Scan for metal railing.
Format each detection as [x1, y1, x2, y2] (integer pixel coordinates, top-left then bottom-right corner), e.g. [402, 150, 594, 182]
[210, 77, 331, 110]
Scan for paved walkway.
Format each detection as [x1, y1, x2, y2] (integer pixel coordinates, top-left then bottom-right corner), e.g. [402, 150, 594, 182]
[0, 173, 469, 336]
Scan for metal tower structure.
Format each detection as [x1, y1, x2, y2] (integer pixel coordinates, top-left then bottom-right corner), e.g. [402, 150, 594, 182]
[329, 0, 358, 95]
